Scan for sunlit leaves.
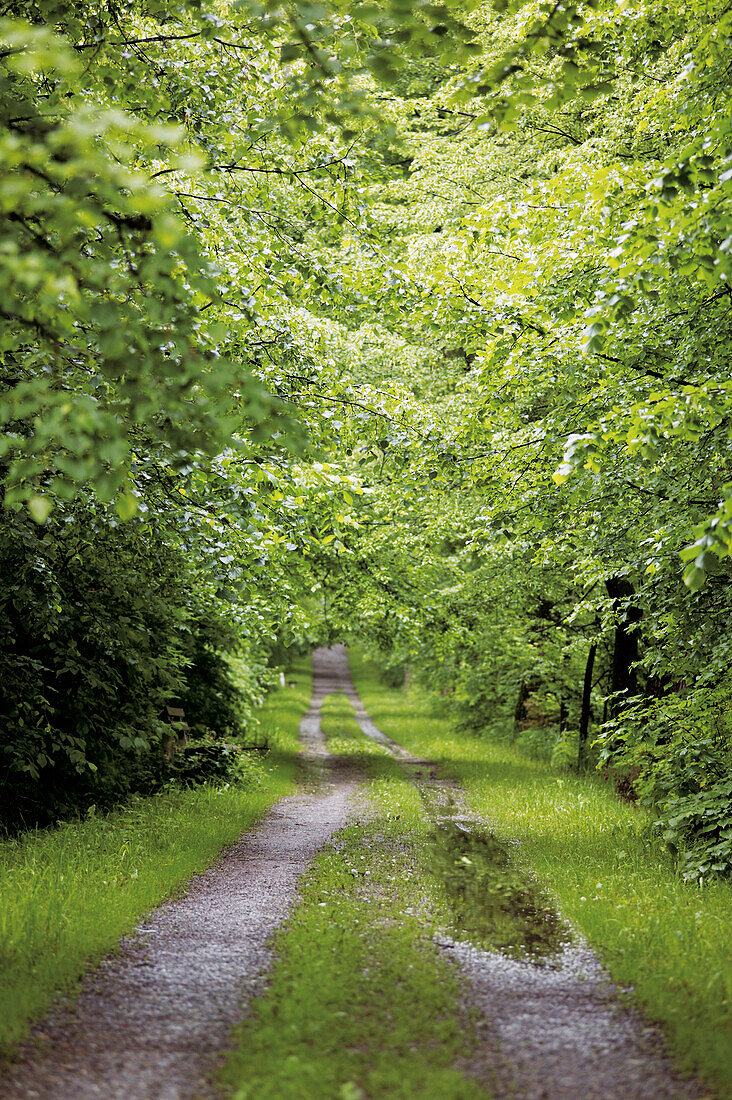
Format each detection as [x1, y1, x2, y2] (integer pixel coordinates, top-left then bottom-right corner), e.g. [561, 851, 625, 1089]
[0, 19, 281, 514]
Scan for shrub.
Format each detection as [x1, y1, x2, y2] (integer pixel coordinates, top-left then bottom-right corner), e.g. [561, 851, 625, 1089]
[597, 683, 732, 879]
[0, 502, 265, 828]
[169, 740, 268, 788]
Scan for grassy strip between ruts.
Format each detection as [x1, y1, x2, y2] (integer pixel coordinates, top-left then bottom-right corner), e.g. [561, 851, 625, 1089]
[218, 692, 490, 1100]
[348, 646, 732, 1100]
[0, 656, 312, 1060]
[320, 692, 396, 775]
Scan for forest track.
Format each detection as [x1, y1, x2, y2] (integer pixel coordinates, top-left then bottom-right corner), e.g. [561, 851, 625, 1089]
[1, 647, 708, 1100]
[0, 659, 359, 1100]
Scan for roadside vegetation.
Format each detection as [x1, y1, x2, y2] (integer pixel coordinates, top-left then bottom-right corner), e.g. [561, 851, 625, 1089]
[349, 647, 732, 1099]
[0, 659, 311, 1060]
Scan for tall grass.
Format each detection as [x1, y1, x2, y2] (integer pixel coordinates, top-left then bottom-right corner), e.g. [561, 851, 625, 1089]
[349, 646, 732, 1099]
[0, 656, 312, 1059]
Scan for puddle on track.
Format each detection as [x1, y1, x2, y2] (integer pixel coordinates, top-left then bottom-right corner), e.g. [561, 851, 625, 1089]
[429, 817, 571, 963]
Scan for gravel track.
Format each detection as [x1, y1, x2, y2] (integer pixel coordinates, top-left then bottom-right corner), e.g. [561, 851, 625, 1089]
[0, 660, 358, 1100]
[1, 647, 708, 1099]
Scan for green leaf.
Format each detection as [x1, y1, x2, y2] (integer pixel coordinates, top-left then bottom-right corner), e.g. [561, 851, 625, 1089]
[115, 493, 139, 521]
[28, 496, 52, 524]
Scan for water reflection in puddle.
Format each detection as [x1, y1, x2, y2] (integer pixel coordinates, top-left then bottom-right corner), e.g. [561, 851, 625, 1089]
[430, 818, 571, 963]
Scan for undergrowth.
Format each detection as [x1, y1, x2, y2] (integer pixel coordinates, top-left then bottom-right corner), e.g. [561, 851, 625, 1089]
[0, 656, 311, 1059]
[348, 645, 732, 1100]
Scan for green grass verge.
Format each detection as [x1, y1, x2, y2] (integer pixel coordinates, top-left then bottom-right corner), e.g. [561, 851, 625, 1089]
[219, 695, 490, 1100]
[0, 655, 312, 1060]
[348, 645, 731, 1100]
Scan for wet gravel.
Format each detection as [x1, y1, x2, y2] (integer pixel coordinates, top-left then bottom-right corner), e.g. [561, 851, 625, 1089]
[0, 662, 357, 1100]
[450, 939, 704, 1099]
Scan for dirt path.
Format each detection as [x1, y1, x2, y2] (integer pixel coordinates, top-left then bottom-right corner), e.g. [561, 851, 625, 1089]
[321, 644, 703, 1100]
[1, 648, 707, 1100]
[0, 660, 358, 1100]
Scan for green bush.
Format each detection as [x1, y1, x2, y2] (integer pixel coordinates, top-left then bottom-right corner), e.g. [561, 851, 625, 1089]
[551, 729, 579, 769]
[180, 613, 250, 738]
[169, 741, 268, 788]
[514, 725, 556, 763]
[658, 777, 732, 881]
[378, 662, 406, 688]
[0, 502, 264, 828]
[597, 684, 732, 880]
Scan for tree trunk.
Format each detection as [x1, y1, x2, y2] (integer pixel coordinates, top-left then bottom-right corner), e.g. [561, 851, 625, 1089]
[605, 577, 641, 715]
[578, 642, 597, 770]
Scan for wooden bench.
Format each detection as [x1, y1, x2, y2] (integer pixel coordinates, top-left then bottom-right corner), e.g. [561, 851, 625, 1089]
[161, 705, 190, 758]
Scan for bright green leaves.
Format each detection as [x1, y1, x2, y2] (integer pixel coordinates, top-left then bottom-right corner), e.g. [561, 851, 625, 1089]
[115, 493, 139, 523]
[0, 18, 290, 517]
[581, 322, 607, 356]
[457, 0, 619, 124]
[682, 487, 732, 592]
[27, 496, 52, 525]
[552, 433, 603, 484]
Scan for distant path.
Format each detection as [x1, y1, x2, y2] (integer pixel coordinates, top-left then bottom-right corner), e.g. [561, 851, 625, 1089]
[0, 651, 358, 1100]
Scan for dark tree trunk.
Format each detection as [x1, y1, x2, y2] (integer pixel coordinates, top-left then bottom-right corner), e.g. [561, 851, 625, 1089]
[578, 642, 597, 770]
[605, 577, 641, 715]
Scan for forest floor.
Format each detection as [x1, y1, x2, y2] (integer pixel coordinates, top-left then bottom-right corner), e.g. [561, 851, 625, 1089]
[0, 648, 719, 1100]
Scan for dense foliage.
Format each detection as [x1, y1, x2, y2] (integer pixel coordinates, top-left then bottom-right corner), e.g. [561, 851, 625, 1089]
[1, 0, 730, 874]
